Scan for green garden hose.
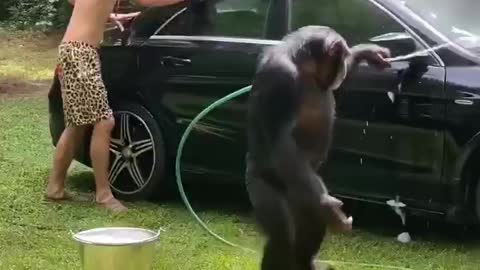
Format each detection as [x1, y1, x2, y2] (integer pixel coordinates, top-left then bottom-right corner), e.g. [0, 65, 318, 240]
[174, 85, 256, 253]
[174, 84, 415, 270]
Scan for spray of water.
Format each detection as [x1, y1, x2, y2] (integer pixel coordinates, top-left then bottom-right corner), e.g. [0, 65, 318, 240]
[386, 42, 450, 62]
[387, 197, 406, 225]
[386, 33, 479, 63]
[386, 197, 411, 243]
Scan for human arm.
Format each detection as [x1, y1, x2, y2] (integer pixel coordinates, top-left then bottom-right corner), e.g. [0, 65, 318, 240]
[109, 0, 187, 30]
[135, 0, 186, 7]
[68, 0, 185, 7]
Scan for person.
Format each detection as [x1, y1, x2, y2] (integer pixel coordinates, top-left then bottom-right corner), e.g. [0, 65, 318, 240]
[45, 0, 185, 212]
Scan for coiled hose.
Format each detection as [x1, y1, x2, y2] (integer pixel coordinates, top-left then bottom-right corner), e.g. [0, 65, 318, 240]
[174, 84, 415, 270]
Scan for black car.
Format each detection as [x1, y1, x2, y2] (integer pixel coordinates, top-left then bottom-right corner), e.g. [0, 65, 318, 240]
[48, 0, 480, 224]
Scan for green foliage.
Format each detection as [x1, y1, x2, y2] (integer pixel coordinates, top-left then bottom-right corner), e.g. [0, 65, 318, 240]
[4, 0, 72, 31]
[52, 0, 74, 29]
[0, 0, 14, 21]
[2, 0, 140, 31]
[8, 0, 57, 30]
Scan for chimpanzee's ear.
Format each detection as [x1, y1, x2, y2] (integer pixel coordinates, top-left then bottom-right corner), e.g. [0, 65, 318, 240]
[328, 39, 348, 56]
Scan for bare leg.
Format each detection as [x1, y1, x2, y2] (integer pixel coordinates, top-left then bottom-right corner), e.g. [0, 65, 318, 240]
[90, 117, 127, 212]
[46, 125, 86, 199]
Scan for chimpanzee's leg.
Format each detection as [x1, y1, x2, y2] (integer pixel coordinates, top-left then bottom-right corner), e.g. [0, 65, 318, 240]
[246, 167, 295, 270]
[292, 217, 326, 270]
[287, 175, 330, 270]
[292, 212, 327, 270]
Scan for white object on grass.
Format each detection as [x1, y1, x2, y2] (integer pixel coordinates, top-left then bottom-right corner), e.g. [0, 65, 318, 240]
[397, 232, 411, 243]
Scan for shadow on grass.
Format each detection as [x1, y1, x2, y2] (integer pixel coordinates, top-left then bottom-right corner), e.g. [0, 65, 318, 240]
[68, 170, 96, 193]
[68, 169, 480, 246]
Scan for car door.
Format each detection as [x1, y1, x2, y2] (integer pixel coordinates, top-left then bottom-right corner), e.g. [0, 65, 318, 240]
[137, 0, 280, 183]
[361, 1, 447, 206]
[290, 0, 446, 204]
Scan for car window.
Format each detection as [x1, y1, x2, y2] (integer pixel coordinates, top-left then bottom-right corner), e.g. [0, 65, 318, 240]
[131, 0, 271, 39]
[207, 0, 271, 38]
[129, 5, 189, 39]
[291, 0, 405, 46]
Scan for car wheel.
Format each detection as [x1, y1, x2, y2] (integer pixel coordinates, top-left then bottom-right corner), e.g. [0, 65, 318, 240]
[108, 103, 166, 201]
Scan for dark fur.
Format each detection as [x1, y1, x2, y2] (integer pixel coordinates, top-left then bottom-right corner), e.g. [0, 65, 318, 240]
[246, 26, 390, 270]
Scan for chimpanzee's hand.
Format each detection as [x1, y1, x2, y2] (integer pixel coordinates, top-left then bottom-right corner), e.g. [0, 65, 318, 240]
[352, 44, 391, 70]
[320, 194, 353, 233]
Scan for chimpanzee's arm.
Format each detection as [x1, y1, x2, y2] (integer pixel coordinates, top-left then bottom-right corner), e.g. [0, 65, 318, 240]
[345, 43, 391, 73]
[252, 63, 328, 194]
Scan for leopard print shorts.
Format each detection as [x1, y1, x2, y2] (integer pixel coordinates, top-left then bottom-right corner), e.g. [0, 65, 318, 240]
[57, 41, 113, 127]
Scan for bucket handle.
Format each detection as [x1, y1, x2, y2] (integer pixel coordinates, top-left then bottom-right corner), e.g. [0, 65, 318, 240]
[156, 227, 166, 237]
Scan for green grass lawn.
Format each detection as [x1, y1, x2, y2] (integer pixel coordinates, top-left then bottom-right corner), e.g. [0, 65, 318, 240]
[0, 28, 480, 270]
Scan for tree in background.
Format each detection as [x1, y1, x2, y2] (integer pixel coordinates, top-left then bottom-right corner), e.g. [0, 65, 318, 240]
[1, 0, 141, 31]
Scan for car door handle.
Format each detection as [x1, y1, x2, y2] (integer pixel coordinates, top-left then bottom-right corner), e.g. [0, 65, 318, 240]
[161, 56, 191, 67]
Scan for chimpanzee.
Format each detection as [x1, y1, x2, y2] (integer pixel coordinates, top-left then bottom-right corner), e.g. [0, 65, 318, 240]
[245, 25, 391, 270]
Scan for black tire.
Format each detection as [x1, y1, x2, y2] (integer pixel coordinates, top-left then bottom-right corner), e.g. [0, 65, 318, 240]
[108, 102, 166, 201]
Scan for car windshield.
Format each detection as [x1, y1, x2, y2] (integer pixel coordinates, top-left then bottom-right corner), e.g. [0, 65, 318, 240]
[399, 0, 480, 55]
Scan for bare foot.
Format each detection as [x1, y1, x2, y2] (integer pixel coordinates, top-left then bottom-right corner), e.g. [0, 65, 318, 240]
[44, 189, 92, 202]
[46, 176, 63, 195]
[97, 197, 128, 212]
[45, 188, 68, 201]
[44, 181, 93, 202]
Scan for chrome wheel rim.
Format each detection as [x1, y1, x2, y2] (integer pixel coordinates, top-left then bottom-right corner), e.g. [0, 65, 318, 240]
[109, 110, 156, 195]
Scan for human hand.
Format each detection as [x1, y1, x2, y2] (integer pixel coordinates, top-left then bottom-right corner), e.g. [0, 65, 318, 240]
[109, 12, 141, 32]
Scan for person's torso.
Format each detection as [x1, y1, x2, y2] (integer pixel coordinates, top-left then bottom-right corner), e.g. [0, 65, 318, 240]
[62, 0, 118, 46]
